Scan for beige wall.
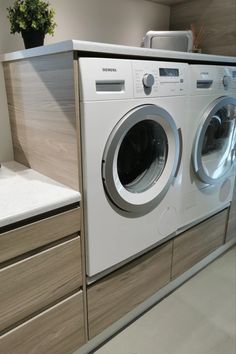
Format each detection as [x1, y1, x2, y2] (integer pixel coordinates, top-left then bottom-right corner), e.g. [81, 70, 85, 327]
[0, 0, 170, 162]
[170, 0, 236, 56]
[47, 0, 170, 47]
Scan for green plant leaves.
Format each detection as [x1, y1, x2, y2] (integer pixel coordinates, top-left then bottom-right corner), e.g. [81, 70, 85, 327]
[7, 0, 57, 35]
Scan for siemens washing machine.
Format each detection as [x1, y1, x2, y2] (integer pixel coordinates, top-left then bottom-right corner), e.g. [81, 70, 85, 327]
[180, 65, 236, 231]
[79, 58, 189, 279]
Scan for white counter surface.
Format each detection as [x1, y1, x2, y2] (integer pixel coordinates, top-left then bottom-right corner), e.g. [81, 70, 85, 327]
[1, 39, 236, 64]
[0, 161, 81, 228]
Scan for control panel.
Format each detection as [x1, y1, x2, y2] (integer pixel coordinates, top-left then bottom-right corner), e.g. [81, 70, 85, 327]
[79, 57, 189, 101]
[132, 60, 188, 98]
[190, 65, 236, 95]
[225, 67, 236, 89]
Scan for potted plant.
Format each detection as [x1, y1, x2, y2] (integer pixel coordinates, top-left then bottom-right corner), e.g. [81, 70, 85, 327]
[7, 0, 57, 49]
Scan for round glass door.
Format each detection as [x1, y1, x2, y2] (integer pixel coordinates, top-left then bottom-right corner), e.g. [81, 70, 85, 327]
[102, 105, 181, 214]
[117, 120, 168, 193]
[192, 97, 236, 184]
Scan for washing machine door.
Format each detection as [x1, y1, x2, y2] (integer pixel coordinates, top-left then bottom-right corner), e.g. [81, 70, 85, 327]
[192, 96, 236, 184]
[102, 104, 181, 214]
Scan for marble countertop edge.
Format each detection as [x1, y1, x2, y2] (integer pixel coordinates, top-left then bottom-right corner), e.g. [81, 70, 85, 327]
[0, 161, 81, 228]
[0, 39, 235, 64]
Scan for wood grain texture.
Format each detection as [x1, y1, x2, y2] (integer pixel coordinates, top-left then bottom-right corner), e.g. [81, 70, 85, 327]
[0, 237, 82, 332]
[0, 292, 85, 354]
[3, 52, 79, 190]
[170, 0, 236, 56]
[172, 209, 228, 279]
[0, 208, 80, 263]
[73, 57, 89, 342]
[87, 241, 172, 338]
[225, 179, 236, 242]
[150, 0, 190, 5]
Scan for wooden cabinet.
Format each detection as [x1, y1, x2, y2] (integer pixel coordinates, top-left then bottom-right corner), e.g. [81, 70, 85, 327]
[3, 47, 235, 353]
[87, 241, 172, 339]
[225, 179, 236, 242]
[172, 209, 228, 279]
[0, 207, 85, 354]
[0, 292, 85, 354]
[0, 208, 80, 263]
[3, 52, 79, 190]
[0, 237, 82, 332]
[87, 208, 231, 340]
[0, 205, 231, 352]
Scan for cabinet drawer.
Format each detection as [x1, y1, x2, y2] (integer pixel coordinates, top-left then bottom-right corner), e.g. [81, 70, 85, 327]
[0, 291, 85, 354]
[0, 237, 82, 332]
[172, 209, 228, 279]
[87, 241, 172, 339]
[0, 208, 80, 263]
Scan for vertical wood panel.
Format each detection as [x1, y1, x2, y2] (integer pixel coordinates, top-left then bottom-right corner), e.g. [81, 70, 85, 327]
[225, 178, 236, 242]
[73, 56, 89, 342]
[3, 52, 79, 190]
[170, 0, 236, 56]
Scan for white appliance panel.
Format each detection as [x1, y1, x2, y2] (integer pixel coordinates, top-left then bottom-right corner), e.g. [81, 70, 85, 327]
[179, 64, 236, 231]
[79, 57, 188, 277]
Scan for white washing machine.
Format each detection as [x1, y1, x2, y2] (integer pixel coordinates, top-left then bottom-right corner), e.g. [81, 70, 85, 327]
[79, 58, 189, 279]
[180, 65, 236, 231]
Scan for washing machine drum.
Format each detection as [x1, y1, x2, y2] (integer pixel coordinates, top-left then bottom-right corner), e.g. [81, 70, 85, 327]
[192, 96, 236, 184]
[102, 104, 181, 214]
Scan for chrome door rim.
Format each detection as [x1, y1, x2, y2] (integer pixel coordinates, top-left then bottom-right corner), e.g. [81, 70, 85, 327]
[102, 104, 180, 214]
[192, 96, 236, 185]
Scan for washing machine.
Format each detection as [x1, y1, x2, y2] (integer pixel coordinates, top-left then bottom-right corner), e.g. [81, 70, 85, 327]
[79, 58, 189, 279]
[180, 65, 236, 231]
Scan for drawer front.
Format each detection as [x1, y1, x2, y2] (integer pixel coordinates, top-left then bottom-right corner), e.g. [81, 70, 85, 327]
[0, 237, 82, 332]
[0, 291, 85, 354]
[87, 241, 172, 339]
[0, 208, 80, 263]
[172, 209, 228, 279]
[226, 180, 236, 242]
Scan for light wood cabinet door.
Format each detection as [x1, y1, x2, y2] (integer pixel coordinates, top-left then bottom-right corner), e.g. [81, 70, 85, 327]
[0, 292, 85, 354]
[0, 208, 80, 264]
[225, 179, 236, 242]
[87, 241, 172, 339]
[0, 237, 82, 332]
[172, 209, 228, 279]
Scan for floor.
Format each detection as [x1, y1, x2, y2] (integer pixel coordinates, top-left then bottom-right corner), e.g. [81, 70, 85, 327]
[94, 246, 236, 354]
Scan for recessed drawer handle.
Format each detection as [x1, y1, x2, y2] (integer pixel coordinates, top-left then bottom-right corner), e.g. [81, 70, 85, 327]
[196, 80, 213, 88]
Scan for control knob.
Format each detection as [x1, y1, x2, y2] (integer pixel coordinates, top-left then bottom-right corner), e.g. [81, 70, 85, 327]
[142, 73, 155, 88]
[223, 75, 231, 89]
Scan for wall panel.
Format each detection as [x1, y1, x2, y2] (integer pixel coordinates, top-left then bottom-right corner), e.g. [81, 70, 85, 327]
[170, 0, 236, 55]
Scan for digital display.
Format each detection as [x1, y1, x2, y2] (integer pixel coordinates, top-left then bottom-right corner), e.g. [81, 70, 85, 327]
[159, 68, 179, 77]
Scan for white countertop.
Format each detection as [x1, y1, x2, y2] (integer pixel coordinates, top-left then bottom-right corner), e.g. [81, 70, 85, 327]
[0, 161, 81, 228]
[1, 39, 236, 64]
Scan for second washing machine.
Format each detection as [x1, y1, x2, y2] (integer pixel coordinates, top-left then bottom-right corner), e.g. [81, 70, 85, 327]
[79, 58, 189, 279]
[180, 65, 236, 231]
